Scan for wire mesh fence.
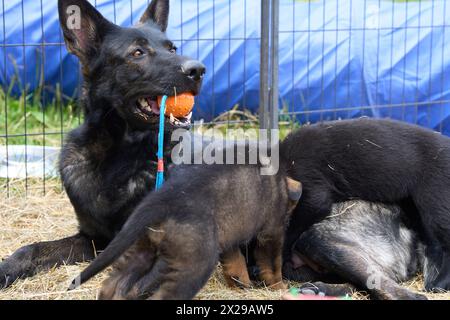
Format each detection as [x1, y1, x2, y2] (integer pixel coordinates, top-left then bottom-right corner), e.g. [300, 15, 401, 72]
[1, 0, 449, 196]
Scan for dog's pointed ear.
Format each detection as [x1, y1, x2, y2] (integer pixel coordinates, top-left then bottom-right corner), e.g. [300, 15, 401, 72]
[139, 0, 169, 32]
[58, 0, 115, 62]
[286, 177, 302, 202]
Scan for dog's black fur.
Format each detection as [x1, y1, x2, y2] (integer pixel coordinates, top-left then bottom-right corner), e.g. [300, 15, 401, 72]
[281, 118, 450, 292]
[284, 200, 428, 300]
[70, 164, 302, 300]
[0, 0, 205, 288]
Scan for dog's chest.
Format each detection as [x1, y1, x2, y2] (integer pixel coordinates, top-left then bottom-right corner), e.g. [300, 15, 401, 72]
[61, 135, 161, 221]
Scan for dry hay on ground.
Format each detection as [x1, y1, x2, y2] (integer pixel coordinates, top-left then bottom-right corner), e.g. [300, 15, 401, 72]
[0, 184, 448, 300]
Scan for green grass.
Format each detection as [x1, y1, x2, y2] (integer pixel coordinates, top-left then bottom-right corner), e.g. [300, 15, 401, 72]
[0, 85, 82, 147]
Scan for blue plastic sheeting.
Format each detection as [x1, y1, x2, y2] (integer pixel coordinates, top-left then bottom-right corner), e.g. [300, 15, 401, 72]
[1, 0, 450, 134]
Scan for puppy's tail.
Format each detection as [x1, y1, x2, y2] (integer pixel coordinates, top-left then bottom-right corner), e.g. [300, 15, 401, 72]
[68, 199, 167, 291]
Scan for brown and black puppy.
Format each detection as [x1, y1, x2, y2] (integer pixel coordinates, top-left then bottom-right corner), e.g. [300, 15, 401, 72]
[70, 164, 301, 300]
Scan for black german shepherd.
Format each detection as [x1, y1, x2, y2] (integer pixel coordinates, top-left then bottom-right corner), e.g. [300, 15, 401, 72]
[0, 0, 205, 288]
[281, 118, 450, 293]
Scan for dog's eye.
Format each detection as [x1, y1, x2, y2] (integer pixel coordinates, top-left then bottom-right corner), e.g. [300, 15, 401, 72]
[132, 49, 144, 57]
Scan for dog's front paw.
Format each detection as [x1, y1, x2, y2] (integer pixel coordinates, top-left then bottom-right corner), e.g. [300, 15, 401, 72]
[223, 273, 252, 289]
[0, 262, 15, 289]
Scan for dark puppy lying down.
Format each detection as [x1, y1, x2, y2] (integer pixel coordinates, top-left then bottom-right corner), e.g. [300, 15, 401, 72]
[285, 200, 427, 300]
[71, 164, 301, 299]
[281, 118, 450, 291]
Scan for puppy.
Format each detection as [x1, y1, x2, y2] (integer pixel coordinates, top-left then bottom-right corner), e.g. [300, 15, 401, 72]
[70, 164, 301, 300]
[284, 201, 427, 300]
[281, 118, 450, 291]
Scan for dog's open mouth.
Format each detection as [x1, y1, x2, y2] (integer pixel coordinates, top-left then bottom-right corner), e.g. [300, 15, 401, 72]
[135, 96, 192, 127]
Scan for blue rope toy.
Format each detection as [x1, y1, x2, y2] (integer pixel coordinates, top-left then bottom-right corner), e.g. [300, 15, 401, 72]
[155, 95, 168, 190]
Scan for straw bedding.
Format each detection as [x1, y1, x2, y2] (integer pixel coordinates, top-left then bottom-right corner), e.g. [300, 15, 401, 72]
[0, 181, 448, 300]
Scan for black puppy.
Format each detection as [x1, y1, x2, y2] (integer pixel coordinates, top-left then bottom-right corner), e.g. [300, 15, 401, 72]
[284, 200, 427, 300]
[0, 0, 204, 288]
[70, 164, 302, 300]
[281, 118, 450, 291]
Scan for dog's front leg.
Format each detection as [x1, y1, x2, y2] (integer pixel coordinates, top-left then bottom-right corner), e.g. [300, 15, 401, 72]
[254, 234, 286, 290]
[221, 248, 252, 288]
[0, 233, 96, 289]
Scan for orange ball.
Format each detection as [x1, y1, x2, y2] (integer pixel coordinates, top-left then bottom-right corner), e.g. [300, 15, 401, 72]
[158, 93, 195, 118]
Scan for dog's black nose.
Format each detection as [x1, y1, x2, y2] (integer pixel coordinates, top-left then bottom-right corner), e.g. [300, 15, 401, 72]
[181, 60, 206, 81]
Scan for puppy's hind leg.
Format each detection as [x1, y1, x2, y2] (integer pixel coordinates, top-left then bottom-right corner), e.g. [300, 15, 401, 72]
[134, 257, 217, 300]
[98, 237, 157, 300]
[100, 258, 166, 300]
[129, 241, 218, 300]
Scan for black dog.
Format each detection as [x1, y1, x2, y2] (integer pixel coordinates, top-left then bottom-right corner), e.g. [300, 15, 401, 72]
[281, 118, 450, 292]
[284, 200, 427, 300]
[0, 0, 204, 288]
[70, 164, 302, 300]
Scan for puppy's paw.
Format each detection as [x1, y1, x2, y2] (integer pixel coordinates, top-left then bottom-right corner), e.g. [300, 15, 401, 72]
[268, 281, 287, 290]
[223, 274, 252, 289]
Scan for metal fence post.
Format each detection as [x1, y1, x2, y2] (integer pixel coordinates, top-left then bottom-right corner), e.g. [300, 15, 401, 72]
[260, 0, 279, 130]
[260, 0, 270, 130]
[270, 0, 279, 130]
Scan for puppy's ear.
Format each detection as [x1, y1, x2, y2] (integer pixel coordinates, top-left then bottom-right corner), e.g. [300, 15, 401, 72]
[139, 0, 169, 32]
[58, 0, 115, 63]
[286, 177, 302, 202]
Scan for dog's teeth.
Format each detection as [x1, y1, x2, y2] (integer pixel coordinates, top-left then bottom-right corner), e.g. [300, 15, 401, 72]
[170, 113, 175, 124]
[139, 98, 149, 107]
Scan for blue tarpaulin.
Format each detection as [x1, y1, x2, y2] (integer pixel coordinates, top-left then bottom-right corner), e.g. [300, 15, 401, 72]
[1, 0, 450, 134]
